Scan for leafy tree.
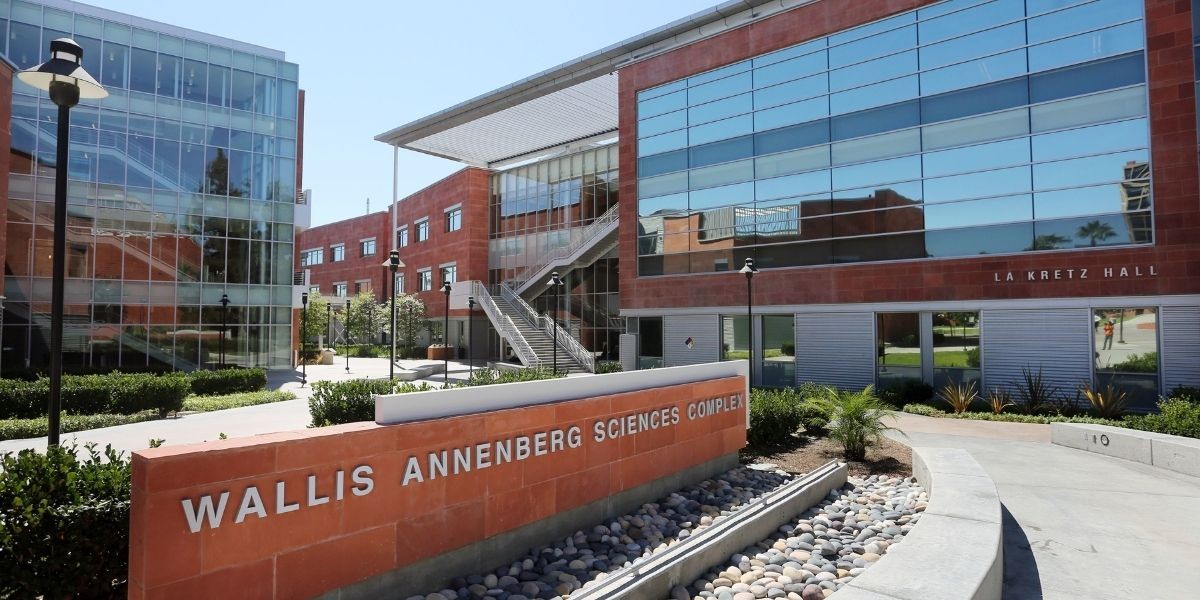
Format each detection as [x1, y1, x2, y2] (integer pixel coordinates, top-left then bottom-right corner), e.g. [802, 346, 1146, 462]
[1076, 220, 1116, 247]
[395, 294, 427, 356]
[299, 292, 331, 347]
[339, 291, 387, 344]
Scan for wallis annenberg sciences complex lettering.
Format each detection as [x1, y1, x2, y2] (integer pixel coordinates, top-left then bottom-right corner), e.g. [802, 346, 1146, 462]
[129, 371, 748, 598]
[179, 394, 742, 533]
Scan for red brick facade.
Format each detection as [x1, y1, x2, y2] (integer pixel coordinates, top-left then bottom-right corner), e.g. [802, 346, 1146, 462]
[296, 211, 392, 300]
[617, 0, 1200, 311]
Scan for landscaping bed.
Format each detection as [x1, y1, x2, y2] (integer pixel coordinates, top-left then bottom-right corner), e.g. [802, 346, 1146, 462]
[742, 436, 912, 479]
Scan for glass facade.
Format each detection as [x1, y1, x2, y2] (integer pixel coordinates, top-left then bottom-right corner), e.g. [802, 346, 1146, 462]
[1094, 307, 1158, 409]
[489, 145, 621, 359]
[635, 0, 1151, 276]
[2, 0, 300, 372]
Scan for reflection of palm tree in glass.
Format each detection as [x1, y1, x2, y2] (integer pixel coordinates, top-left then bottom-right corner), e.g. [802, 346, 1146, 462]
[1076, 220, 1116, 247]
[1027, 234, 1071, 251]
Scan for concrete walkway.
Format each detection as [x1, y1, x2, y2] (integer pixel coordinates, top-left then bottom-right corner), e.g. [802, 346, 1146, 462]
[885, 412, 1200, 600]
[0, 357, 488, 458]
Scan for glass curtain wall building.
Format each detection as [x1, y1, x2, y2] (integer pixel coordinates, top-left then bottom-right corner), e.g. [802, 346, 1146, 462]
[489, 144, 622, 359]
[635, 0, 1150, 275]
[2, 0, 300, 372]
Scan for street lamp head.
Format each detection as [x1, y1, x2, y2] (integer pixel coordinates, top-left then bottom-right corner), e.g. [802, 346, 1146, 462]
[389, 250, 400, 270]
[739, 258, 758, 278]
[441, 281, 452, 296]
[345, 298, 351, 309]
[18, 38, 107, 107]
[468, 296, 475, 309]
[300, 292, 308, 307]
[547, 271, 563, 287]
[220, 293, 230, 308]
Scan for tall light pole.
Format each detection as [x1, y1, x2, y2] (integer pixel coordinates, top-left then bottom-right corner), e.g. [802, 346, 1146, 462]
[739, 258, 758, 388]
[441, 281, 451, 386]
[300, 292, 308, 387]
[18, 38, 107, 447]
[547, 272, 564, 375]
[219, 293, 230, 368]
[389, 251, 400, 381]
[326, 302, 332, 350]
[345, 297, 352, 373]
[467, 296, 475, 381]
[0, 295, 6, 377]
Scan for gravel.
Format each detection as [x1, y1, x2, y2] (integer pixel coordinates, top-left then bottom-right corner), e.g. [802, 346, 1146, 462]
[675, 475, 926, 600]
[405, 465, 793, 600]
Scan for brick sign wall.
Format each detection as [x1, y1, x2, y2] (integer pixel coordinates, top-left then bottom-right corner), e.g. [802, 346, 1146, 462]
[128, 376, 746, 598]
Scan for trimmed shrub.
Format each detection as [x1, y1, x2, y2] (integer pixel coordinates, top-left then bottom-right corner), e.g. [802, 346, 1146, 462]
[1110, 351, 1157, 373]
[1169, 386, 1200, 403]
[187, 367, 267, 396]
[0, 373, 189, 419]
[878, 378, 934, 408]
[463, 367, 561, 386]
[181, 390, 295, 412]
[308, 379, 434, 426]
[0, 411, 160, 442]
[901, 403, 945, 417]
[1125, 397, 1200, 439]
[0, 443, 131, 598]
[596, 361, 623, 373]
[748, 388, 805, 447]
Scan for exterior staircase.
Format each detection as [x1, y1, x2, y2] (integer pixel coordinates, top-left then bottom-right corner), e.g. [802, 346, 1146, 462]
[467, 281, 592, 374]
[510, 205, 619, 298]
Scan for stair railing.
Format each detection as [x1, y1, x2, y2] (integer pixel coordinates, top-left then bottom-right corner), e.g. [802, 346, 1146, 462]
[471, 281, 540, 367]
[510, 204, 620, 291]
[501, 283, 594, 373]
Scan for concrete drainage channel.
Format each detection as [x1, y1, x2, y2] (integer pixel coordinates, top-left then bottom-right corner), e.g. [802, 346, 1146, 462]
[570, 460, 848, 600]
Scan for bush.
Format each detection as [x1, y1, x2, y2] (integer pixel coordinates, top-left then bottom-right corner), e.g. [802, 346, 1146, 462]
[187, 367, 267, 396]
[0, 443, 131, 598]
[748, 388, 806, 447]
[0, 412, 160, 442]
[810, 386, 891, 460]
[596, 361, 623, 373]
[463, 367, 561, 386]
[878, 378, 934, 408]
[780, 343, 795, 356]
[938, 380, 979, 414]
[182, 391, 295, 412]
[308, 379, 433, 426]
[901, 403, 945, 417]
[1081, 381, 1127, 419]
[1125, 397, 1200, 439]
[0, 372, 189, 419]
[966, 347, 981, 368]
[1015, 367, 1064, 415]
[1168, 386, 1200, 403]
[1110, 351, 1157, 373]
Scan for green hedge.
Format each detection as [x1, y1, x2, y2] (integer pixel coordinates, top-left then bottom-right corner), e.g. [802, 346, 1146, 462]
[182, 390, 295, 413]
[0, 443, 131, 597]
[462, 367, 561, 386]
[309, 379, 435, 427]
[748, 386, 829, 447]
[0, 373, 189, 419]
[901, 399, 1200, 439]
[0, 411, 160, 442]
[187, 367, 267, 396]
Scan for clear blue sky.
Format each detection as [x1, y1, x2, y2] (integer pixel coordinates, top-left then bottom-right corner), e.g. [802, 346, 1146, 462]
[86, 0, 718, 227]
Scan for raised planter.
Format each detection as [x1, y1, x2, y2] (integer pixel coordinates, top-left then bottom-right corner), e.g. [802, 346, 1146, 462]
[426, 345, 456, 360]
[1052, 422, 1200, 478]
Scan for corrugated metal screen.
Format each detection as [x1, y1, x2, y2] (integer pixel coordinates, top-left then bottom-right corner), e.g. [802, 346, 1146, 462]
[981, 308, 1091, 393]
[1161, 306, 1200, 391]
[664, 315, 720, 366]
[794, 312, 874, 390]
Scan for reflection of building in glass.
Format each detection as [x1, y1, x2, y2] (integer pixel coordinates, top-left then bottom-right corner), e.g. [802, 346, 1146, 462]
[1121, 160, 1152, 244]
[2, 1, 301, 374]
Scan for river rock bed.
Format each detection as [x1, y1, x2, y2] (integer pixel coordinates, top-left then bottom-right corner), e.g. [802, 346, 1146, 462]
[405, 465, 792, 600]
[673, 475, 926, 600]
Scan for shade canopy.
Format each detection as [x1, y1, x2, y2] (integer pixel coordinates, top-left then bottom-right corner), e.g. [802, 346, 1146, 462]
[17, 38, 107, 99]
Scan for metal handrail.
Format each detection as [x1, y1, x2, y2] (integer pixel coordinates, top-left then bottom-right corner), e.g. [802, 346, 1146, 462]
[511, 204, 620, 290]
[471, 281, 540, 367]
[501, 283, 594, 373]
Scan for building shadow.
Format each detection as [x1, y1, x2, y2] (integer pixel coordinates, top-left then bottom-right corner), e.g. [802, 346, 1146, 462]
[1002, 503, 1043, 600]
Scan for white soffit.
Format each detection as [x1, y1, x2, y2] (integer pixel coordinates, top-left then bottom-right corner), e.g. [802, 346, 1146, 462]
[401, 74, 618, 167]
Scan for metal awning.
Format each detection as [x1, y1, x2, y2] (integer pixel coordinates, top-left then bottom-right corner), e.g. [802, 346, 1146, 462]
[376, 0, 811, 168]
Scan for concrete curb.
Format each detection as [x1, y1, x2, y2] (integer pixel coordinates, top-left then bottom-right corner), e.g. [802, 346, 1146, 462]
[570, 460, 849, 600]
[1051, 422, 1200, 478]
[835, 447, 1003, 600]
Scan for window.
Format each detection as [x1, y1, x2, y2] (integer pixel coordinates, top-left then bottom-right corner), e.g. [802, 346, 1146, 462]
[440, 264, 457, 286]
[333, 283, 348, 297]
[446, 207, 462, 232]
[1094, 307, 1159, 410]
[360, 239, 376, 256]
[416, 219, 429, 242]
[330, 244, 345, 262]
[308, 286, 320, 294]
[932, 312, 980, 389]
[398, 226, 409, 247]
[877, 313, 921, 390]
[637, 317, 664, 369]
[395, 273, 404, 294]
[761, 315, 796, 388]
[418, 269, 432, 292]
[355, 280, 370, 294]
[300, 249, 323, 266]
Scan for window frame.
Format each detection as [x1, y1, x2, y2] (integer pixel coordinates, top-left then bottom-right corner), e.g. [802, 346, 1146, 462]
[359, 238, 377, 257]
[330, 244, 345, 262]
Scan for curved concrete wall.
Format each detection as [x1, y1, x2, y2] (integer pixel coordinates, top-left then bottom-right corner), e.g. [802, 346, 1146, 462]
[835, 447, 1003, 600]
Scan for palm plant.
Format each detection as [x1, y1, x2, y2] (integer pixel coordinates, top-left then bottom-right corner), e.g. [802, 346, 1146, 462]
[986, 387, 1014, 415]
[1076, 220, 1116, 247]
[812, 386, 891, 460]
[938, 380, 978, 414]
[1081, 381, 1128, 419]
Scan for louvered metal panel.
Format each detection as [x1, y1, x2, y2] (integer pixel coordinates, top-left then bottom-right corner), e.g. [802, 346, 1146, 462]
[1162, 306, 1200, 390]
[664, 315, 720, 367]
[981, 308, 1091, 393]
[794, 312, 874, 390]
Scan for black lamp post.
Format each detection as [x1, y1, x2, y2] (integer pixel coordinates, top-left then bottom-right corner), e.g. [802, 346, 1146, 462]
[300, 292, 308, 387]
[546, 272, 564, 375]
[441, 281, 451, 386]
[19, 39, 107, 447]
[467, 296, 475, 380]
[389, 251, 400, 381]
[326, 302, 332, 349]
[345, 298, 352, 373]
[219, 293, 230, 368]
[739, 258, 758, 387]
[0, 295, 6, 377]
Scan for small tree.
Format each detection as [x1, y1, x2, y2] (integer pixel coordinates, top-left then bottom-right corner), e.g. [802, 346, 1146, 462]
[339, 291, 388, 345]
[300, 292, 331, 347]
[395, 294, 427, 357]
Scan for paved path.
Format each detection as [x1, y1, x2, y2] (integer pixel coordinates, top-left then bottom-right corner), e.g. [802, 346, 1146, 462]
[885, 412, 1200, 600]
[0, 357, 487, 458]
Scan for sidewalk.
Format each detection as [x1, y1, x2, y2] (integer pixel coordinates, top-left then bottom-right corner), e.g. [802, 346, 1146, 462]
[0, 357, 488, 458]
[885, 412, 1200, 600]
